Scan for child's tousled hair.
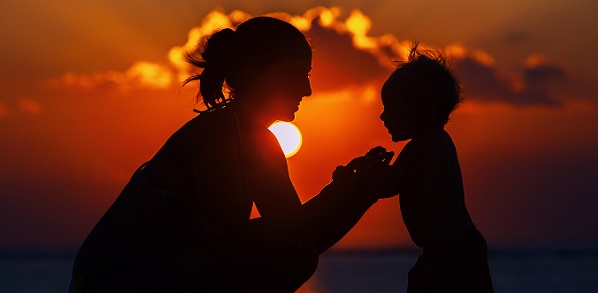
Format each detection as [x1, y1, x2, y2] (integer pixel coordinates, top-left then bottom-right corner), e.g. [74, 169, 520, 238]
[385, 43, 463, 129]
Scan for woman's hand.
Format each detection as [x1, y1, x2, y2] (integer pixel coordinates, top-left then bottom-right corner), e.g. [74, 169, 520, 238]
[333, 146, 393, 179]
[332, 146, 396, 199]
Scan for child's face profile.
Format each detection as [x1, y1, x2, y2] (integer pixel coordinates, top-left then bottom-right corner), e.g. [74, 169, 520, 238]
[380, 78, 415, 142]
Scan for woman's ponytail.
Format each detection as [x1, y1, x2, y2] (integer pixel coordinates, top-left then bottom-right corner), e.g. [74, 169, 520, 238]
[184, 28, 236, 110]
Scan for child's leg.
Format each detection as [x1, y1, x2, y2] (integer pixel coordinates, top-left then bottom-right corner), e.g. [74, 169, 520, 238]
[407, 227, 494, 293]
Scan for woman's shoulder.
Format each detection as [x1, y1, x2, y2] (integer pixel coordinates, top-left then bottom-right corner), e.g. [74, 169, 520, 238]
[170, 107, 236, 143]
[152, 108, 235, 158]
[184, 106, 234, 130]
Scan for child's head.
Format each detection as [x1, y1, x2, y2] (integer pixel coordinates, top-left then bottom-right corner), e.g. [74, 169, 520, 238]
[380, 44, 463, 141]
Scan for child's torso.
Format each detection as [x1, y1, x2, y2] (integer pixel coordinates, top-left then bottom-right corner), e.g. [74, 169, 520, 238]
[393, 129, 473, 247]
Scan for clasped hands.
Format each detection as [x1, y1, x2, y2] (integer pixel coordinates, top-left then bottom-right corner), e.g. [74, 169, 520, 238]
[332, 146, 397, 200]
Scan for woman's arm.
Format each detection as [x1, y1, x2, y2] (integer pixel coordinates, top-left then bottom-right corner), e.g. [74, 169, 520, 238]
[251, 139, 393, 253]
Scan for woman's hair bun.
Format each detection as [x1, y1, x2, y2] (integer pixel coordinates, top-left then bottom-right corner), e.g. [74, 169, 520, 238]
[201, 28, 235, 68]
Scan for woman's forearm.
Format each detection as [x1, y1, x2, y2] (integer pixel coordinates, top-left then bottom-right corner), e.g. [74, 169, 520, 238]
[300, 181, 378, 253]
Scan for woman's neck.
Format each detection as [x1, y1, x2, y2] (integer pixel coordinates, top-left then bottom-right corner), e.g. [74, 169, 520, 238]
[231, 99, 274, 128]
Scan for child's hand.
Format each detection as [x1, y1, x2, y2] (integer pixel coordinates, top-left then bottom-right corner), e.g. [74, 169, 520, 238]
[365, 146, 394, 166]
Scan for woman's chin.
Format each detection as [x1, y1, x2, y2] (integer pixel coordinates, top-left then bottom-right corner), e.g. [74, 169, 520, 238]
[277, 113, 296, 123]
[284, 108, 299, 121]
[391, 133, 411, 142]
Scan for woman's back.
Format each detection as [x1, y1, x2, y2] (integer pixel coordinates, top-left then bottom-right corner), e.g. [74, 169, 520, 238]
[72, 111, 234, 291]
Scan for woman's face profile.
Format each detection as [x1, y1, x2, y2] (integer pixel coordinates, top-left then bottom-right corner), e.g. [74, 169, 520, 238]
[252, 57, 313, 122]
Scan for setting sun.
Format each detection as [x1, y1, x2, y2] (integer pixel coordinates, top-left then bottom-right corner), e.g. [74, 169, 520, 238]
[268, 121, 303, 158]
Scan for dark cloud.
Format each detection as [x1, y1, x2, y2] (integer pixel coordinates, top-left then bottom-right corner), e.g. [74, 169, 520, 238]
[40, 7, 582, 109]
[523, 63, 568, 85]
[45, 62, 176, 92]
[455, 56, 567, 106]
[504, 30, 533, 44]
[306, 19, 392, 92]
[303, 16, 574, 108]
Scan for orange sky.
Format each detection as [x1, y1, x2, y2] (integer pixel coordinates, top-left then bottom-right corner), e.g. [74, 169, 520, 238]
[1, 1, 598, 249]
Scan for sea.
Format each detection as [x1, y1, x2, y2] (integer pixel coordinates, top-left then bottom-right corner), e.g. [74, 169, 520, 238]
[1, 247, 597, 292]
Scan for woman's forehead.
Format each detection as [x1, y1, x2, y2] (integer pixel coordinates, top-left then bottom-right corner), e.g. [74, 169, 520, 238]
[268, 57, 312, 71]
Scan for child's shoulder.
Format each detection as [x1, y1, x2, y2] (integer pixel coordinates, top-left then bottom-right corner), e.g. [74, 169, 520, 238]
[410, 129, 451, 148]
[405, 129, 456, 160]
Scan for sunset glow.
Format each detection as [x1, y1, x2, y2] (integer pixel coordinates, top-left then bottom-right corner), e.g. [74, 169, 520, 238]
[1, 2, 597, 253]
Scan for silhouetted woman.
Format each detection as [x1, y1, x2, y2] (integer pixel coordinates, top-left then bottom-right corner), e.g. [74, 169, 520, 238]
[71, 16, 391, 292]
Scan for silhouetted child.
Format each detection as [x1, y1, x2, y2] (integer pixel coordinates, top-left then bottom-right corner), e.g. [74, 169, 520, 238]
[379, 45, 494, 292]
